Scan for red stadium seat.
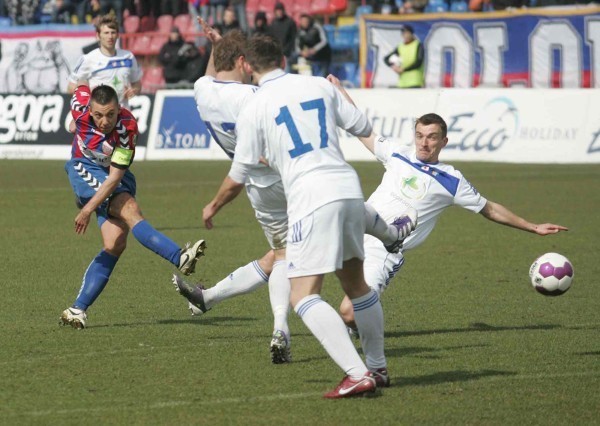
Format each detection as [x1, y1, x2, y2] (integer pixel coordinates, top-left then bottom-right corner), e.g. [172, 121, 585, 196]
[130, 34, 152, 56]
[140, 16, 156, 32]
[123, 15, 140, 34]
[311, 0, 347, 14]
[150, 35, 168, 55]
[257, 0, 277, 13]
[246, 0, 260, 27]
[173, 14, 191, 34]
[157, 15, 174, 33]
[292, 0, 312, 16]
[142, 66, 166, 93]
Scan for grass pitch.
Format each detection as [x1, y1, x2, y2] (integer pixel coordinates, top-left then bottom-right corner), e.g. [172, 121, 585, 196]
[1, 160, 599, 425]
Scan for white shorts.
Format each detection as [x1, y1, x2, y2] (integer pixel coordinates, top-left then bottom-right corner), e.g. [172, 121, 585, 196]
[287, 199, 365, 278]
[363, 234, 405, 295]
[245, 181, 288, 250]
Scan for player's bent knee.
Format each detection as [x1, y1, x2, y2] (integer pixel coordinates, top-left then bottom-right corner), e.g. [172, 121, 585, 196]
[339, 302, 355, 325]
[104, 236, 127, 256]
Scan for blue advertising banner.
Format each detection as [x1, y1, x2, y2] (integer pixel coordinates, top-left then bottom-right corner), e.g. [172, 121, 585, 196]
[360, 7, 600, 88]
[146, 91, 229, 160]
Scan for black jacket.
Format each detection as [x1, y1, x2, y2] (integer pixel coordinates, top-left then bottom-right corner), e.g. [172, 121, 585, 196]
[268, 15, 297, 57]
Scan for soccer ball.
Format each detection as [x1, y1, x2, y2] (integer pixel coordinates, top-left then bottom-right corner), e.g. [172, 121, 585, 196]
[529, 253, 574, 296]
[388, 53, 403, 67]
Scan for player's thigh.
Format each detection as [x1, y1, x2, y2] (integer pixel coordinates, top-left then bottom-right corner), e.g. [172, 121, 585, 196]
[65, 159, 112, 226]
[287, 199, 364, 279]
[245, 182, 288, 250]
[363, 234, 405, 295]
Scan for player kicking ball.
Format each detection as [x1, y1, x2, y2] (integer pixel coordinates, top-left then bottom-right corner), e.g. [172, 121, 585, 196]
[60, 85, 205, 329]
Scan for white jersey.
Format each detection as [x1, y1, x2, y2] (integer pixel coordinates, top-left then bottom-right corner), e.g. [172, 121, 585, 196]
[234, 69, 372, 223]
[193, 75, 280, 188]
[368, 136, 488, 250]
[69, 48, 142, 108]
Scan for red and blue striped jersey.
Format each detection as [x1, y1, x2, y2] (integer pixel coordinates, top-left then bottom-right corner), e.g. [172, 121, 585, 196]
[70, 85, 138, 169]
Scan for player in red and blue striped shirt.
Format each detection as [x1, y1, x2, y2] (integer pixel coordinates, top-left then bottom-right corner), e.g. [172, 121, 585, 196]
[60, 85, 206, 329]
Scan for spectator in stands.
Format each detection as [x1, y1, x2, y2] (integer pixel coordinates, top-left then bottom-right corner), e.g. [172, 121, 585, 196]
[251, 11, 268, 36]
[268, 2, 296, 70]
[229, 0, 247, 32]
[383, 24, 424, 88]
[218, 6, 240, 34]
[159, 26, 206, 84]
[189, 0, 210, 36]
[159, 27, 188, 83]
[5, 0, 40, 25]
[52, 0, 88, 24]
[138, 0, 161, 17]
[210, 0, 227, 25]
[98, 0, 123, 28]
[294, 14, 332, 77]
[400, 0, 428, 13]
[161, 0, 183, 16]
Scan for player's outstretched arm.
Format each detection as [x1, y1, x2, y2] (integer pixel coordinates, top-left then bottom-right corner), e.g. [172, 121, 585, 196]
[326, 74, 376, 154]
[197, 16, 221, 78]
[479, 200, 568, 236]
[74, 166, 126, 235]
[202, 176, 245, 229]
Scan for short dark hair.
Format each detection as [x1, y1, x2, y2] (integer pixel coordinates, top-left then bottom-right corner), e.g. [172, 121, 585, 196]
[213, 30, 247, 73]
[96, 14, 119, 34]
[91, 85, 119, 106]
[245, 34, 283, 74]
[415, 113, 447, 138]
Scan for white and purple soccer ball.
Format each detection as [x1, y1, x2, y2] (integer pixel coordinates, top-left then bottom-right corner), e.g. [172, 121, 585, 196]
[529, 253, 574, 296]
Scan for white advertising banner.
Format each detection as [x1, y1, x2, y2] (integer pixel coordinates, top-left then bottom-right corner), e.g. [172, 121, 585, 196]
[0, 27, 97, 94]
[340, 88, 600, 164]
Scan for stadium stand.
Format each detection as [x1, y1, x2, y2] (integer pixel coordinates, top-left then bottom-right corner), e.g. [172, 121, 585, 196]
[123, 15, 140, 34]
[130, 34, 153, 57]
[141, 66, 166, 92]
[157, 14, 174, 33]
[173, 14, 192, 33]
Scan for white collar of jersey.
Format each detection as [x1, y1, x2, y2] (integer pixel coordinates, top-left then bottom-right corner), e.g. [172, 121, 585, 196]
[258, 69, 286, 87]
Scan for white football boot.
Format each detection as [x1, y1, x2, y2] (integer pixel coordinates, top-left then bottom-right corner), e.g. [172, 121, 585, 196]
[60, 307, 87, 329]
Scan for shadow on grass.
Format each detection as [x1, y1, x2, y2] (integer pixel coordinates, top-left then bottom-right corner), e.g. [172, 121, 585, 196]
[88, 316, 257, 328]
[155, 225, 235, 231]
[157, 316, 256, 326]
[386, 322, 560, 338]
[395, 369, 517, 387]
[575, 351, 600, 356]
[384, 343, 489, 359]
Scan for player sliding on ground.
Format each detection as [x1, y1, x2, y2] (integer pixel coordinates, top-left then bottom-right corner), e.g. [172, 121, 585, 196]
[326, 76, 569, 332]
[60, 85, 205, 329]
[172, 22, 415, 366]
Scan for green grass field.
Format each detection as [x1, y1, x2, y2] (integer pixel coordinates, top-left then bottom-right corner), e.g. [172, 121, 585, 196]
[1, 160, 599, 425]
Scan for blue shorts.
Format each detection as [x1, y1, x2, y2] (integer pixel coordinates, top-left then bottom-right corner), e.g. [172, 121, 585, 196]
[65, 159, 137, 227]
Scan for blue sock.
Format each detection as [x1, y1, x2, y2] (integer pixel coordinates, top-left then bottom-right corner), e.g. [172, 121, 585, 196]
[73, 250, 119, 310]
[131, 220, 181, 266]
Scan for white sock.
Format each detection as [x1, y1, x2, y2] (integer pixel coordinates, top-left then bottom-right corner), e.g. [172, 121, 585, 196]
[364, 203, 397, 246]
[295, 294, 367, 379]
[352, 290, 386, 370]
[269, 260, 290, 338]
[203, 261, 268, 309]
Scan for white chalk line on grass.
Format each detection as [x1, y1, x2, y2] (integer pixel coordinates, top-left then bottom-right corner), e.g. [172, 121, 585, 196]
[0, 339, 271, 366]
[12, 392, 323, 418]
[7, 371, 600, 418]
